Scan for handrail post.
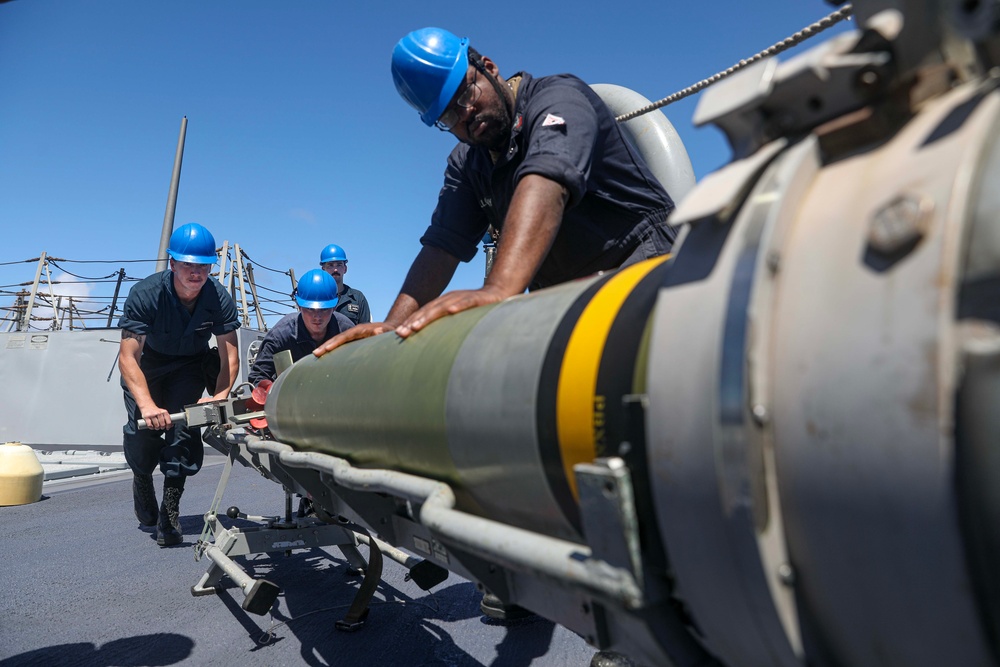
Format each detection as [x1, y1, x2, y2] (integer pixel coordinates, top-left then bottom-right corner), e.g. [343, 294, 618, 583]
[22, 253, 46, 331]
[107, 268, 126, 327]
[244, 263, 267, 331]
[288, 269, 298, 311]
[232, 244, 251, 328]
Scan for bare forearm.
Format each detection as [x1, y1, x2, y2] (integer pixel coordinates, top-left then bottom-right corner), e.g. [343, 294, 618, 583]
[120, 362, 155, 409]
[119, 334, 156, 410]
[212, 358, 238, 398]
[392, 176, 568, 338]
[387, 246, 460, 325]
[484, 174, 567, 296]
[384, 293, 420, 328]
[211, 333, 239, 399]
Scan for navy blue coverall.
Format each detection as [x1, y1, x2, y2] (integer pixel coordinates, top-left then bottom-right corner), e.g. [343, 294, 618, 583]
[118, 270, 240, 488]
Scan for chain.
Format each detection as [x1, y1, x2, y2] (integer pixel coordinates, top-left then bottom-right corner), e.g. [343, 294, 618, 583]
[616, 4, 855, 122]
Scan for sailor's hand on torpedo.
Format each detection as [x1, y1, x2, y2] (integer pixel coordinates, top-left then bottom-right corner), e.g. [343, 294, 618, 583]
[140, 403, 172, 430]
[313, 322, 397, 357]
[396, 286, 506, 339]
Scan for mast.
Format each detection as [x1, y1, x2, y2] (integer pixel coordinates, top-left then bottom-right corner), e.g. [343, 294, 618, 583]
[155, 116, 188, 272]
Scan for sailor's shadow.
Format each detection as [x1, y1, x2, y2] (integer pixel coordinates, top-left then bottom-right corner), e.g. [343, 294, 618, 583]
[0, 634, 194, 666]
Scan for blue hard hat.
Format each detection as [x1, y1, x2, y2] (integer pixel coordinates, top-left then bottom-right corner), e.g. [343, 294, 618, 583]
[295, 269, 339, 309]
[319, 244, 348, 264]
[167, 223, 217, 264]
[392, 27, 469, 127]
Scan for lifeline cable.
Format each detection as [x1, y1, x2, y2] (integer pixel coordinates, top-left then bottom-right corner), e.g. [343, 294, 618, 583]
[238, 249, 292, 276]
[38, 257, 160, 264]
[46, 260, 120, 281]
[616, 4, 854, 122]
[250, 282, 294, 297]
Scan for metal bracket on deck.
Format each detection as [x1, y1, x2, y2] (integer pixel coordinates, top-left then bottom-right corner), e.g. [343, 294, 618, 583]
[190, 506, 372, 618]
[192, 423, 379, 627]
[174, 394, 449, 628]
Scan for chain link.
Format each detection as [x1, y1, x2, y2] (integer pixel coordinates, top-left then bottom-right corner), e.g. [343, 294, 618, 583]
[616, 4, 855, 122]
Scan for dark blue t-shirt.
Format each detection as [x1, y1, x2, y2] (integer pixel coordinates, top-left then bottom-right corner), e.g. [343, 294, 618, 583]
[118, 270, 240, 358]
[421, 72, 675, 289]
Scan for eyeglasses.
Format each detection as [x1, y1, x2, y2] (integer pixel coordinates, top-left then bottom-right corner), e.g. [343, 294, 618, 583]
[436, 68, 481, 131]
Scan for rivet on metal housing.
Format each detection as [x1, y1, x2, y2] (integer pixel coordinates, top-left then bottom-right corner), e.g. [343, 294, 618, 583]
[868, 193, 933, 254]
[752, 404, 769, 426]
[778, 563, 796, 586]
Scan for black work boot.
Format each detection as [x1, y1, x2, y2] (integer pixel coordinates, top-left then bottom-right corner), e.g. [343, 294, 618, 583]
[591, 651, 637, 667]
[156, 486, 183, 547]
[133, 474, 158, 526]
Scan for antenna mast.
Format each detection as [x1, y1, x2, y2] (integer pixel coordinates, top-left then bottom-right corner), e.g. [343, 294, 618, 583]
[155, 116, 188, 272]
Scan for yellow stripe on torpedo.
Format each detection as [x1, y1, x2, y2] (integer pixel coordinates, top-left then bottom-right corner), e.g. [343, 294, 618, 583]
[556, 255, 670, 500]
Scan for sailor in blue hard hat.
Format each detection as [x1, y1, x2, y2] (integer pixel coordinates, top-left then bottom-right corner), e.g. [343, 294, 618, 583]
[118, 222, 241, 548]
[248, 269, 355, 387]
[319, 244, 372, 326]
[314, 28, 675, 356]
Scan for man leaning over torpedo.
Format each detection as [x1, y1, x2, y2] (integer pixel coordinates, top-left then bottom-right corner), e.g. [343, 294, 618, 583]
[315, 27, 675, 356]
[314, 27, 677, 620]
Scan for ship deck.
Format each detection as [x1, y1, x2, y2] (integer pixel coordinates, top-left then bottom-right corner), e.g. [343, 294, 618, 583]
[0, 454, 597, 666]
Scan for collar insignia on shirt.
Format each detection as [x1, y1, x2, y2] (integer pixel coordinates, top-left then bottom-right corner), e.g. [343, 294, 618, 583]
[542, 113, 565, 127]
[513, 114, 523, 131]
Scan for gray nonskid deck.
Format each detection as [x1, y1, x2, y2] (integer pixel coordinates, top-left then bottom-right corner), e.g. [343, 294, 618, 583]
[0, 460, 596, 666]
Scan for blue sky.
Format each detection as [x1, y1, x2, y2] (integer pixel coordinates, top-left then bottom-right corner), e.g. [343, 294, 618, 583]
[0, 1, 852, 328]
